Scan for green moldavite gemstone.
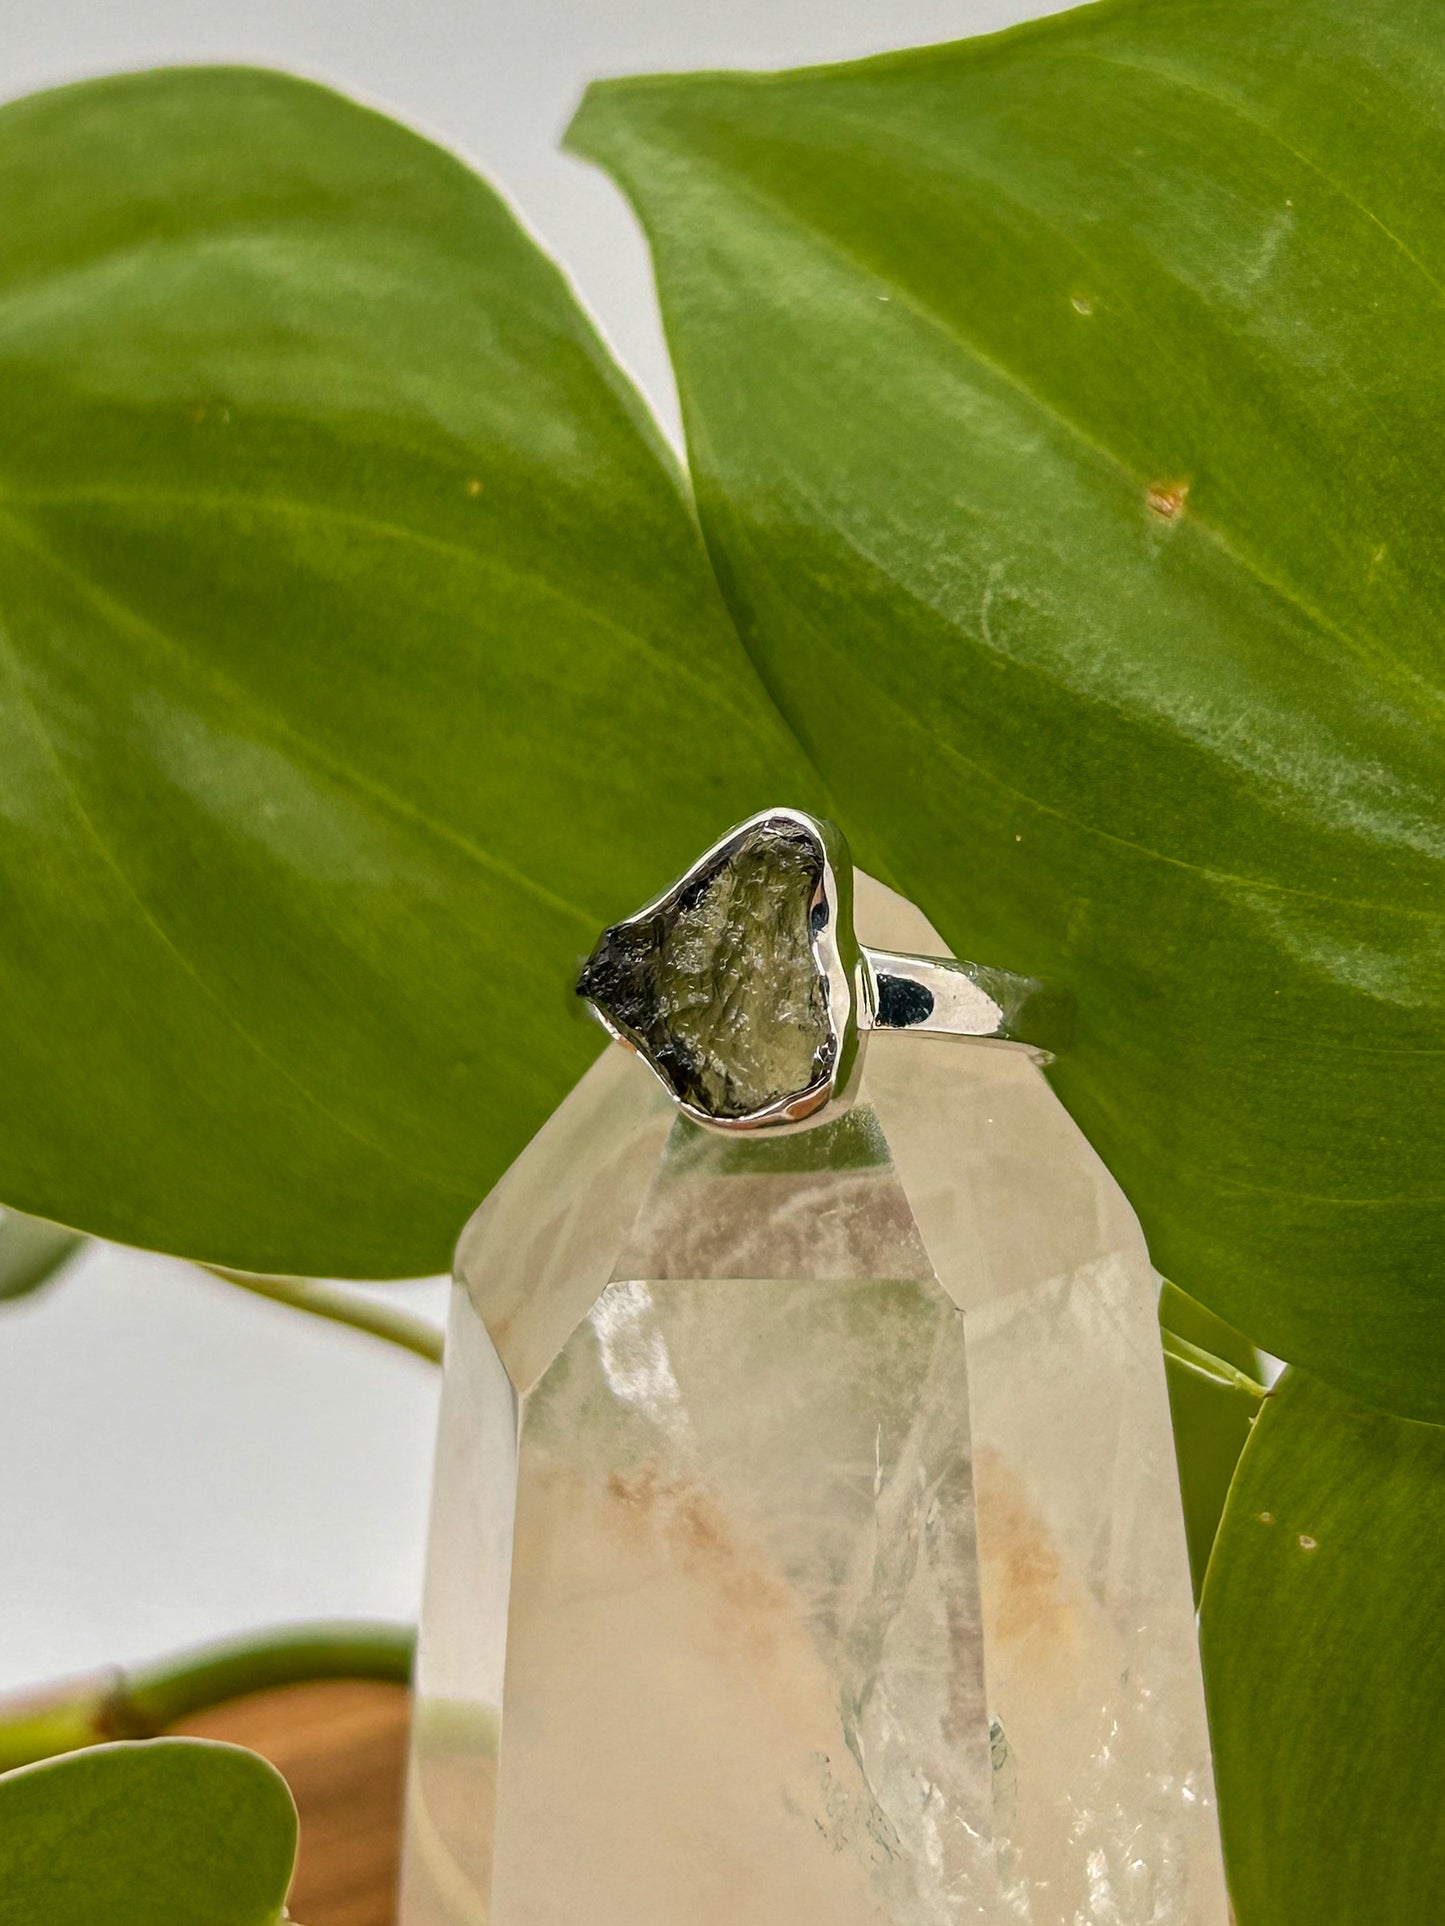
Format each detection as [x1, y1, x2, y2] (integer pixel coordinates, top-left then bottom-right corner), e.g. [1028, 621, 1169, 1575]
[578, 819, 833, 1120]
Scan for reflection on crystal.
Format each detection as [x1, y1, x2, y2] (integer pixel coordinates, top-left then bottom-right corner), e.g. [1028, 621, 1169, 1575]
[402, 878, 1229, 1926]
[576, 815, 831, 1119]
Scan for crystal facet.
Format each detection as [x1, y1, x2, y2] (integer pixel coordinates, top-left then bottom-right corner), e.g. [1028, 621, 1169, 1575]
[402, 879, 1229, 1926]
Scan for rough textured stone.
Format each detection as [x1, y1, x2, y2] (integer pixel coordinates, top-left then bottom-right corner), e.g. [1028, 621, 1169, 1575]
[576, 817, 832, 1120]
[403, 878, 1229, 1926]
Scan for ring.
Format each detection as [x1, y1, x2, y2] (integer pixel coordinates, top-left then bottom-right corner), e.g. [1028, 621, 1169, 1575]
[576, 807, 1071, 1132]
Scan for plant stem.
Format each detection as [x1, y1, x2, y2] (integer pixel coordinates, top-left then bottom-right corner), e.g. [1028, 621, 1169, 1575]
[0, 1621, 415, 1774]
[1161, 1326, 1271, 1402]
[204, 1265, 444, 1365]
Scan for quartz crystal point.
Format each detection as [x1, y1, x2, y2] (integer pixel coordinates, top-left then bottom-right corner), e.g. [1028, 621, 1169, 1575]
[401, 878, 1229, 1926]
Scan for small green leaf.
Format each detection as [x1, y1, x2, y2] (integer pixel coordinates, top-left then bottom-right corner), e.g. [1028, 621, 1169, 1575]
[569, 1, 1445, 1419]
[1160, 1286, 1266, 1600]
[0, 67, 820, 1278]
[0, 1738, 297, 1926]
[1201, 1369, 1445, 1922]
[0, 1206, 81, 1303]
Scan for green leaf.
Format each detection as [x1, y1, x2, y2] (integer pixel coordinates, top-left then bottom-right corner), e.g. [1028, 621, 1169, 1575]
[0, 1205, 81, 1303]
[1201, 1369, 1445, 1922]
[0, 1738, 297, 1925]
[1159, 1284, 1266, 1600]
[1160, 1278, 1266, 1384]
[568, 1, 1445, 1419]
[0, 67, 820, 1277]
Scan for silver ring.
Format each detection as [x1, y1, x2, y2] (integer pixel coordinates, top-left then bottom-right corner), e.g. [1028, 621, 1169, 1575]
[577, 807, 1071, 1133]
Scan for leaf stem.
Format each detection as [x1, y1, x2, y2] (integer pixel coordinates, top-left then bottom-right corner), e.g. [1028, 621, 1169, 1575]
[0, 1621, 415, 1774]
[204, 1265, 444, 1365]
[1161, 1326, 1271, 1401]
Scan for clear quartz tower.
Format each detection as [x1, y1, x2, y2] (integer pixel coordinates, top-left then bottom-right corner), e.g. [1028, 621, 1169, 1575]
[400, 877, 1229, 1926]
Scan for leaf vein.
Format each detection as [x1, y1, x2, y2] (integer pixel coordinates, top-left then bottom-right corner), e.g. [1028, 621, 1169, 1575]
[0, 501, 603, 933]
[1066, 46, 1445, 301]
[742, 480, 1443, 927]
[680, 147, 1445, 721]
[1, 481, 766, 741]
[0, 588, 475, 1206]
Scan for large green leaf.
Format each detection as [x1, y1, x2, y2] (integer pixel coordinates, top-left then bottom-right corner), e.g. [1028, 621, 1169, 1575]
[1201, 1369, 1445, 1922]
[569, 0, 1445, 1419]
[0, 67, 819, 1277]
[0, 1738, 296, 1925]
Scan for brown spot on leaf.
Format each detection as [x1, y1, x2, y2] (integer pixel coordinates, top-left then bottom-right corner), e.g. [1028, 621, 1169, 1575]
[1146, 480, 1190, 521]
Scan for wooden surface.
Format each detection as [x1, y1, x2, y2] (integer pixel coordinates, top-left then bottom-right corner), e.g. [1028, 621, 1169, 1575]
[179, 1680, 411, 1926]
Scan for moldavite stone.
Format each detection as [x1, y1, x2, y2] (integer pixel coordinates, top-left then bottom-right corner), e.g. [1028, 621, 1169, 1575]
[576, 815, 832, 1121]
[401, 879, 1229, 1926]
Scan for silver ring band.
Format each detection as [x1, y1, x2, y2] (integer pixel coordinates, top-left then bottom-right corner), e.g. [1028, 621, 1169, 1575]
[860, 946, 1070, 1061]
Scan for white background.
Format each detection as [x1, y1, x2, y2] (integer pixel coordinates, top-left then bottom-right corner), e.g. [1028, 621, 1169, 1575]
[0, 0, 1055, 1696]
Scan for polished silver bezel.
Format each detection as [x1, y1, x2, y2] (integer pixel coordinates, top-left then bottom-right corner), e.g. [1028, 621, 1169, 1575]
[583, 807, 864, 1132]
